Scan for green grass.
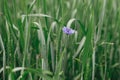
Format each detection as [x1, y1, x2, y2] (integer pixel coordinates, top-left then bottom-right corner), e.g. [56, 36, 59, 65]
[0, 0, 120, 80]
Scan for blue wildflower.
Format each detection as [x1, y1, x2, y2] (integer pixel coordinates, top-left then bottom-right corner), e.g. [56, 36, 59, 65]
[62, 26, 75, 35]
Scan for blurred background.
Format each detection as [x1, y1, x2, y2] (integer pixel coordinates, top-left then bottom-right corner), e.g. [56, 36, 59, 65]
[0, 0, 120, 80]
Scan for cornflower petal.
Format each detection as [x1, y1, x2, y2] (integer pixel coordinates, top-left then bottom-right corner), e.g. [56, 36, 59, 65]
[62, 26, 75, 35]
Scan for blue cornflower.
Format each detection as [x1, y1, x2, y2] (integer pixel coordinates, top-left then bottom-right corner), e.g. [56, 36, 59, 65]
[62, 26, 75, 35]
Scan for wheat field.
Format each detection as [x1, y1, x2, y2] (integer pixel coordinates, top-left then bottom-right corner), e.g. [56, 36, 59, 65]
[0, 0, 120, 80]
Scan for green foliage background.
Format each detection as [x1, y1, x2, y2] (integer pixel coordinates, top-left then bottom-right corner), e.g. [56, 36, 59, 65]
[0, 0, 120, 80]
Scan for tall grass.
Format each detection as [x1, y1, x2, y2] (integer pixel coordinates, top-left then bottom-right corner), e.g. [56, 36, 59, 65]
[0, 0, 120, 80]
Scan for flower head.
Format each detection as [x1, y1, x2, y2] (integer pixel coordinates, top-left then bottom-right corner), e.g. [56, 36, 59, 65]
[62, 26, 75, 35]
